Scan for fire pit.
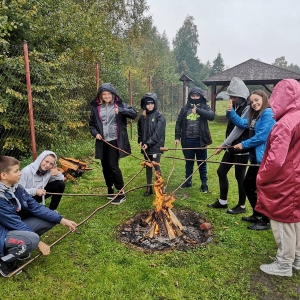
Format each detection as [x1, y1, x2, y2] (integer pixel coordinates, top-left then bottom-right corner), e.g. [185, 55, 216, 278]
[119, 171, 213, 252]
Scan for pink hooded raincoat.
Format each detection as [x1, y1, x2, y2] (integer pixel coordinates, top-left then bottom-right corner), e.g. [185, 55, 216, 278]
[256, 79, 300, 222]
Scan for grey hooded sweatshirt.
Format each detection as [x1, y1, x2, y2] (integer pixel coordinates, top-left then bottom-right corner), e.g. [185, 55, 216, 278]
[222, 77, 250, 148]
[19, 150, 64, 196]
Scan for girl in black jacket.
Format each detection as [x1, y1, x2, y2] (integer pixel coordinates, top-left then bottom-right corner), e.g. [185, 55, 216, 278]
[89, 83, 137, 205]
[137, 93, 166, 196]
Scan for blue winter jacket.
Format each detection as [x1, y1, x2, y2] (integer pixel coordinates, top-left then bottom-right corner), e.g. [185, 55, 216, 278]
[226, 108, 275, 164]
[0, 185, 62, 256]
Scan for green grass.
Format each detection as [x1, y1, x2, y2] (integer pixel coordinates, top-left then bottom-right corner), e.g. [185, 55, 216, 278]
[2, 100, 300, 300]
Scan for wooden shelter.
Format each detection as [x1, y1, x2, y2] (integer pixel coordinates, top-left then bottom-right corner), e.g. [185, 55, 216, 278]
[202, 59, 300, 112]
[179, 74, 193, 106]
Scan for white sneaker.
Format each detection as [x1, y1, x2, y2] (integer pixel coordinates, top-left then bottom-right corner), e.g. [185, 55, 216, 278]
[293, 258, 300, 270]
[260, 259, 292, 277]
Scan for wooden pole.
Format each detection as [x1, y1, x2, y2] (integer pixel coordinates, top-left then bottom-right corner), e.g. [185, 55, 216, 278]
[23, 41, 37, 160]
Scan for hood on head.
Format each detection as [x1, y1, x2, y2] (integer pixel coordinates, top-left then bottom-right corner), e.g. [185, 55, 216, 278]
[29, 150, 57, 174]
[94, 83, 121, 103]
[270, 79, 300, 121]
[140, 93, 158, 110]
[227, 77, 249, 100]
[188, 87, 206, 104]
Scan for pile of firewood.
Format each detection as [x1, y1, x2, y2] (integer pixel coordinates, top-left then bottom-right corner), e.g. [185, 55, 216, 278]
[58, 157, 92, 181]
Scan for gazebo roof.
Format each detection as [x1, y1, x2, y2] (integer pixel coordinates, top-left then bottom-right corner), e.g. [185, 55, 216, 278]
[202, 59, 300, 86]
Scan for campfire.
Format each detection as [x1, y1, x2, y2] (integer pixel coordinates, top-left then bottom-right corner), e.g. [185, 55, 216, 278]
[140, 171, 184, 240]
[119, 166, 213, 252]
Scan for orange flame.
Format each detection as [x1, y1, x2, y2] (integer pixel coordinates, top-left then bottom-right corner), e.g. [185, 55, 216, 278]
[153, 171, 175, 212]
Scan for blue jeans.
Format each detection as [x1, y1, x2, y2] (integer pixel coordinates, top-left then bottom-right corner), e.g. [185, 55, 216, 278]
[182, 138, 207, 185]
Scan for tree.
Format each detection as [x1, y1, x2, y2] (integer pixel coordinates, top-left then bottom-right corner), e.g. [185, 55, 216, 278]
[288, 63, 300, 74]
[172, 15, 203, 84]
[273, 56, 288, 69]
[210, 52, 225, 76]
[273, 56, 300, 74]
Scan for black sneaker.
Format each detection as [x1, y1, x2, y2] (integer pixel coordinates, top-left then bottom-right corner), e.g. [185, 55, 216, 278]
[180, 181, 192, 189]
[248, 222, 270, 230]
[144, 187, 153, 197]
[111, 194, 126, 205]
[227, 205, 246, 214]
[107, 187, 115, 200]
[17, 254, 31, 261]
[201, 184, 208, 193]
[207, 199, 228, 209]
[242, 215, 259, 223]
[0, 260, 22, 277]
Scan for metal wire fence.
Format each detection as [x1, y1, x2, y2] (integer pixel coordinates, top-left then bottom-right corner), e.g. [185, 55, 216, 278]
[0, 42, 185, 160]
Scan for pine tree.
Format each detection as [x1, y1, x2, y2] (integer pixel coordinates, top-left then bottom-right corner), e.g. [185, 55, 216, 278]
[210, 52, 225, 76]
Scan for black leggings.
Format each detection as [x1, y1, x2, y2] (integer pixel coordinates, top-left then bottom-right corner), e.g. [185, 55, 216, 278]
[243, 165, 269, 222]
[101, 139, 124, 191]
[217, 151, 248, 205]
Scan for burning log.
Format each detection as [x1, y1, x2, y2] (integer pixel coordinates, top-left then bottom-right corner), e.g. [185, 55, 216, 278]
[142, 171, 184, 240]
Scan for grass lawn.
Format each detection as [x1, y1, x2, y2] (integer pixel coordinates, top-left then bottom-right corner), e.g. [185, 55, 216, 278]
[2, 100, 300, 300]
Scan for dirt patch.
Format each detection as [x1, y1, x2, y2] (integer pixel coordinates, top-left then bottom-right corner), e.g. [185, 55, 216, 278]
[250, 272, 300, 300]
[118, 208, 213, 252]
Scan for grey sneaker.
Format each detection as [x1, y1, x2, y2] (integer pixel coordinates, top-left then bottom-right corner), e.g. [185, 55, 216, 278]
[260, 259, 292, 277]
[293, 258, 300, 270]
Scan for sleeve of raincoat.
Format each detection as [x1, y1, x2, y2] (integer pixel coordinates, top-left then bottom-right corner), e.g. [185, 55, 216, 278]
[196, 104, 215, 121]
[117, 102, 137, 120]
[175, 108, 184, 140]
[89, 108, 100, 138]
[137, 116, 142, 144]
[257, 123, 290, 185]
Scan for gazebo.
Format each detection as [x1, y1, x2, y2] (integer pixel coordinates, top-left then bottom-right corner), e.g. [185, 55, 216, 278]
[202, 59, 300, 111]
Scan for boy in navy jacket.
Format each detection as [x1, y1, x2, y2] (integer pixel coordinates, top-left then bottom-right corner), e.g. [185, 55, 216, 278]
[0, 156, 77, 277]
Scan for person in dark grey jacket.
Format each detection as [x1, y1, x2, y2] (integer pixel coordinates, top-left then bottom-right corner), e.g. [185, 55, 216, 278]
[89, 83, 137, 205]
[208, 77, 250, 213]
[138, 93, 166, 196]
[174, 87, 214, 193]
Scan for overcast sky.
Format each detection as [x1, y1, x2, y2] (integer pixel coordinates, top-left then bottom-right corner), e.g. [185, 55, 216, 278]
[146, 0, 300, 68]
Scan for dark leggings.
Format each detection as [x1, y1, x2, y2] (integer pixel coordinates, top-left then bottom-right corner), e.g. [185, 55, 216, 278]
[33, 180, 65, 210]
[217, 151, 248, 205]
[243, 165, 269, 222]
[101, 139, 124, 191]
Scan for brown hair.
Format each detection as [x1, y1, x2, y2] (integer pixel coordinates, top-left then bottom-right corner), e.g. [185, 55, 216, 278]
[248, 90, 270, 127]
[0, 156, 20, 173]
